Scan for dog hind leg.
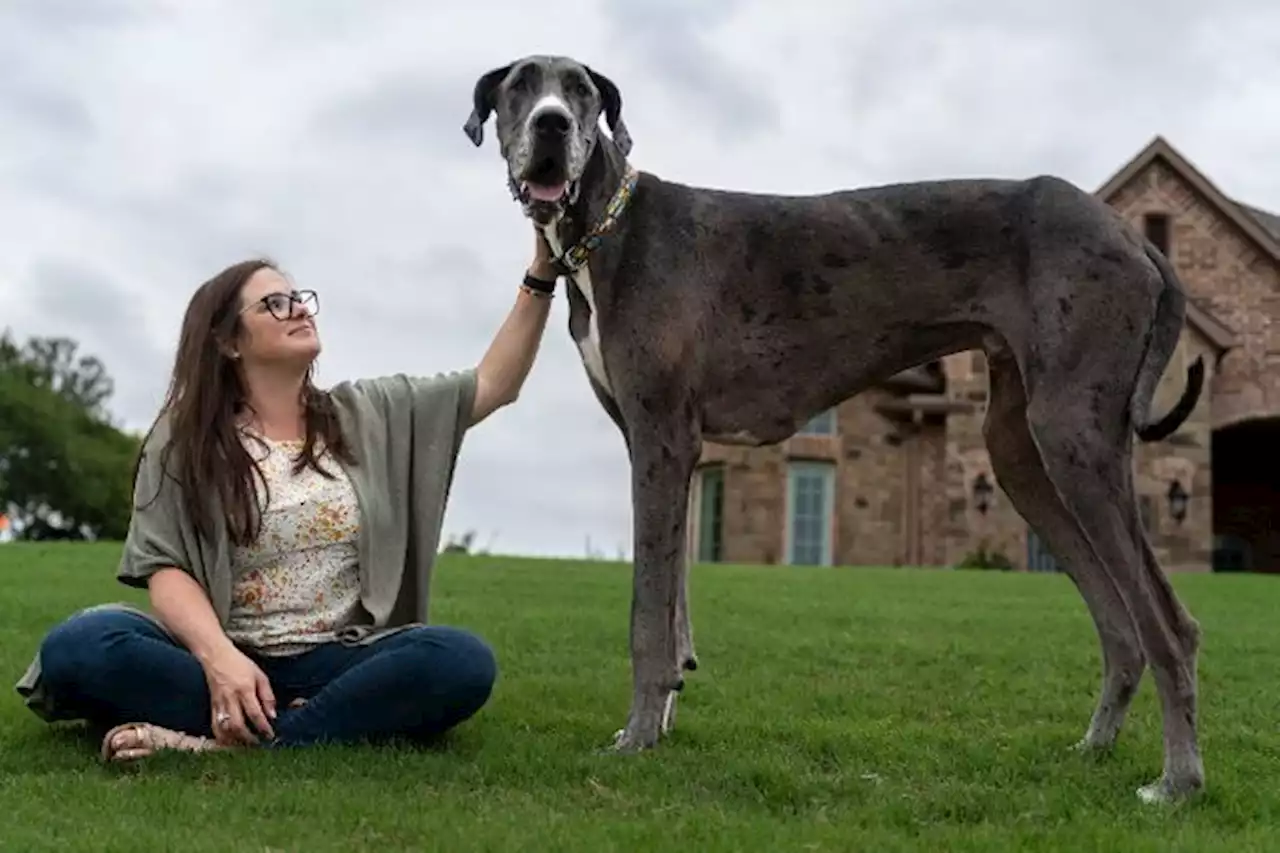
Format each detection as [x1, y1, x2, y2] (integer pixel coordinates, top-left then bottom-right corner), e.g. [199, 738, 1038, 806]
[1021, 385, 1203, 803]
[983, 349, 1145, 752]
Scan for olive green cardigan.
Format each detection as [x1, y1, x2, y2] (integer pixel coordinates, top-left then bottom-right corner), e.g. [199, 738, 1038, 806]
[15, 370, 477, 722]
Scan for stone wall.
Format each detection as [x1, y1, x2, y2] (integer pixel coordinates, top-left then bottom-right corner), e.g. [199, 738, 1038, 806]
[695, 442, 787, 565]
[940, 350, 1027, 569]
[1131, 332, 1217, 573]
[693, 388, 949, 567]
[830, 388, 913, 567]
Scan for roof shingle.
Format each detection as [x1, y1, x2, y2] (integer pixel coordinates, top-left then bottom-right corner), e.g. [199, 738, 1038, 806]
[1238, 203, 1280, 243]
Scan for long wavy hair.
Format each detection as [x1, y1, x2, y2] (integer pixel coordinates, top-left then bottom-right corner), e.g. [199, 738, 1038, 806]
[135, 259, 356, 547]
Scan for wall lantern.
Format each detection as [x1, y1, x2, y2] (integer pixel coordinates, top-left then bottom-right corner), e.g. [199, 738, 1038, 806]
[1167, 478, 1189, 525]
[972, 472, 994, 515]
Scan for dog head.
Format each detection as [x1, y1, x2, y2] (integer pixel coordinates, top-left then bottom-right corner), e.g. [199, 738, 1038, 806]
[463, 55, 632, 226]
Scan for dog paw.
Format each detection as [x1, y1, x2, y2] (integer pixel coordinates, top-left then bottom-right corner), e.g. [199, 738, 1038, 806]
[609, 690, 680, 749]
[609, 708, 666, 753]
[1136, 773, 1203, 805]
[609, 726, 658, 753]
[1070, 736, 1115, 758]
[1136, 780, 1173, 805]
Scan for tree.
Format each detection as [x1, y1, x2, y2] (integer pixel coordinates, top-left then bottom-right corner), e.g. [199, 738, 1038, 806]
[0, 329, 140, 540]
[0, 332, 116, 420]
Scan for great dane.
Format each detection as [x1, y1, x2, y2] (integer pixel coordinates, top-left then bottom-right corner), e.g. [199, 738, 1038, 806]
[462, 54, 1207, 804]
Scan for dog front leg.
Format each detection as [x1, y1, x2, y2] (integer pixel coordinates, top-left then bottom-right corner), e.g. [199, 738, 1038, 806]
[611, 428, 699, 753]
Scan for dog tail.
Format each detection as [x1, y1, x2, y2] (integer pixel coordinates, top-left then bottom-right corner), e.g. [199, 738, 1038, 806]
[1131, 243, 1205, 444]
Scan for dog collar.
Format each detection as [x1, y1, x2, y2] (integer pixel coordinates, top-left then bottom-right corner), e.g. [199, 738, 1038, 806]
[551, 164, 641, 276]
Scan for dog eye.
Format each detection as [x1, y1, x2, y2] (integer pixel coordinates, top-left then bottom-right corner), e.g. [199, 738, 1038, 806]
[511, 66, 537, 93]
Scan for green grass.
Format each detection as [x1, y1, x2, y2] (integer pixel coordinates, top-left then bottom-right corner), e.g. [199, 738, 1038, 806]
[3, 544, 1280, 851]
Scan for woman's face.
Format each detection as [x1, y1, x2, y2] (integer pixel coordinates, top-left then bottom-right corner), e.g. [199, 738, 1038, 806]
[233, 267, 321, 367]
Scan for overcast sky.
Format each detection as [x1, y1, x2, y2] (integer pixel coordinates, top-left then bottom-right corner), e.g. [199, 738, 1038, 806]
[2, 0, 1277, 558]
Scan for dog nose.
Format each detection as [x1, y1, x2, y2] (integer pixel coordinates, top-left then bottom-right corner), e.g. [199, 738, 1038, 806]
[533, 110, 571, 137]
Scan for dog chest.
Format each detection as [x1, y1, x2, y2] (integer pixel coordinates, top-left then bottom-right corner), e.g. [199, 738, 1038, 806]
[572, 268, 611, 394]
[540, 226, 613, 396]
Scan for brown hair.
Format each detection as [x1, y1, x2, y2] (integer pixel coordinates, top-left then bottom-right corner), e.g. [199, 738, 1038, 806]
[135, 258, 356, 547]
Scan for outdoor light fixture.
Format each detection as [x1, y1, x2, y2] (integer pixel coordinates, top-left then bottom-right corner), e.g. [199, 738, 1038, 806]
[1167, 478, 1189, 525]
[972, 472, 993, 515]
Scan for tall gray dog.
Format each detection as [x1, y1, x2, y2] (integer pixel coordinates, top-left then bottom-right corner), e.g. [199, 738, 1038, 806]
[463, 54, 1207, 804]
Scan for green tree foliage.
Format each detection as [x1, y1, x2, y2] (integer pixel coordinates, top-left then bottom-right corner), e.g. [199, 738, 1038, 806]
[0, 330, 141, 541]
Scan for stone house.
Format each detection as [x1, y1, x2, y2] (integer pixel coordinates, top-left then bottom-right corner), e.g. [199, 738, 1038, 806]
[685, 136, 1280, 574]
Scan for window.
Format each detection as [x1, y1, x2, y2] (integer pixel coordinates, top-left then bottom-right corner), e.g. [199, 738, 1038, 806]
[1026, 528, 1060, 573]
[785, 461, 835, 565]
[695, 466, 724, 562]
[796, 408, 836, 436]
[1143, 213, 1170, 257]
[1212, 534, 1251, 573]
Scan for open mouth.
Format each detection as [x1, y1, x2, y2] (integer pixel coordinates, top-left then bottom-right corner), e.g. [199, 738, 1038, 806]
[522, 180, 570, 203]
[517, 156, 578, 207]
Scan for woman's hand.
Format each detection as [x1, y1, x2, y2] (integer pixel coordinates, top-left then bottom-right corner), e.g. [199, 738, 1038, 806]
[146, 568, 277, 746]
[528, 227, 556, 281]
[201, 645, 277, 746]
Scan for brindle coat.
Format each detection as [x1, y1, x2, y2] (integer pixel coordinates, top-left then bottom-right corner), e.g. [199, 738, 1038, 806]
[463, 54, 1207, 804]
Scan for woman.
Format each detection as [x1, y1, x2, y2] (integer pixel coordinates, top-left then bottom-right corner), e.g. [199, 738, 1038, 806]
[16, 229, 559, 761]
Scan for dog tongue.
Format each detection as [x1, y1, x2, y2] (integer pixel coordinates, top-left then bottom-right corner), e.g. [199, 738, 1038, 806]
[526, 181, 567, 202]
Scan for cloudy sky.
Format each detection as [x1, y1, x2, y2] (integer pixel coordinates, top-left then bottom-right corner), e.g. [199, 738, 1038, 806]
[2, 0, 1277, 558]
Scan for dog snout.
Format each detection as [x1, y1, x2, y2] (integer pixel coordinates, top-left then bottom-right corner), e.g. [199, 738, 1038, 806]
[533, 109, 571, 138]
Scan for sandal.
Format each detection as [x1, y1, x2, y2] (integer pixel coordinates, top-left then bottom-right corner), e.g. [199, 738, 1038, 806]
[100, 722, 221, 763]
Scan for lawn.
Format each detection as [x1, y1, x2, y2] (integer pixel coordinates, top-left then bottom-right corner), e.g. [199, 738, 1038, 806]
[2, 543, 1279, 851]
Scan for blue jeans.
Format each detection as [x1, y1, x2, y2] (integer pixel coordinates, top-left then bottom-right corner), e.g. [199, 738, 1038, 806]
[37, 608, 497, 747]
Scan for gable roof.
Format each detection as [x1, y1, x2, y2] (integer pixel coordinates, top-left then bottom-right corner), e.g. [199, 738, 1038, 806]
[1184, 299, 1239, 352]
[1095, 135, 1280, 265]
[1240, 203, 1280, 244]
[1093, 135, 1273, 354]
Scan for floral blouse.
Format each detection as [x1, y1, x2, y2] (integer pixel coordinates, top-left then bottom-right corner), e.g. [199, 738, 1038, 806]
[225, 434, 363, 657]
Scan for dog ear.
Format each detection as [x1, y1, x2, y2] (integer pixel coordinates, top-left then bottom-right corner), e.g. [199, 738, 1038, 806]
[585, 66, 632, 156]
[462, 64, 512, 147]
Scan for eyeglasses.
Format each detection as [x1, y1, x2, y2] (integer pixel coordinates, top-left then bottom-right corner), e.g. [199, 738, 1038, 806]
[241, 289, 319, 321]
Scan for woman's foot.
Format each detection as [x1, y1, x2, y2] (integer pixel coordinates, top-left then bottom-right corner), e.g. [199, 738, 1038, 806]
[100, 722, 223, 762]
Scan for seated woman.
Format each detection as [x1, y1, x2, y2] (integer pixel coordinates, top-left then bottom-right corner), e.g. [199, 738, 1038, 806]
[15, 230, 559, 761]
